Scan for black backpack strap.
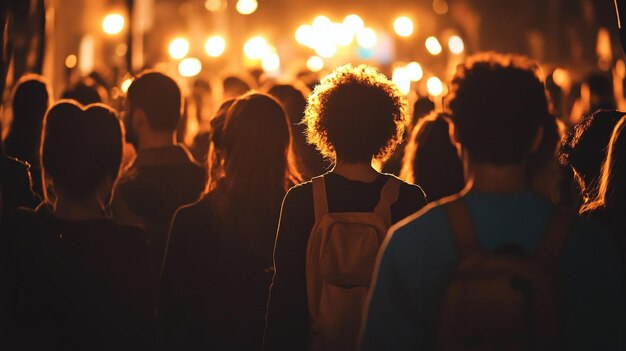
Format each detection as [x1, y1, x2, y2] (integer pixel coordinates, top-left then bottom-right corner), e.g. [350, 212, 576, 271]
[442, 197, 481, 260]
[312, 176, 329, 222]
[373, 176, 402, 227]
[535, 207, 575, 273]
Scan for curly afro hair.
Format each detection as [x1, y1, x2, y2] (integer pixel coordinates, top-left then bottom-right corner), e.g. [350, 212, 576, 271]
[303, 64, 409, 164]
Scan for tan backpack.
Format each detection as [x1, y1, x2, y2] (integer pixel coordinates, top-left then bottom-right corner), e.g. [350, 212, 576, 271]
[437, 197, 574, 351]
[306, 175, 401, 351]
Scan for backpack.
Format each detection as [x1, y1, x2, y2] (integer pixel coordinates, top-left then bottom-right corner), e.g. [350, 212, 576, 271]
[437, 197, 574, 351]
[306, 175, 402, 351]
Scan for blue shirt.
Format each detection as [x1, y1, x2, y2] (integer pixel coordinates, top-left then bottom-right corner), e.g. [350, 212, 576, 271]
[360, 191, 626, 350]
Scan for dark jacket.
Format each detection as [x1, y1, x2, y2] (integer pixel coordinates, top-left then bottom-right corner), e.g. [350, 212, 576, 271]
[111, 144, 206, 272]
[3, 207, 156, 350]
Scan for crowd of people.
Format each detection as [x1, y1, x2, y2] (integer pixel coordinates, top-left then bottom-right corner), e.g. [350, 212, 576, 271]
[0, 50, 625, 350]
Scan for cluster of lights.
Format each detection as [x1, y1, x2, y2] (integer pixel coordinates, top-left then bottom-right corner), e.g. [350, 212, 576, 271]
[295, 14, 377, 58]
[392, 62, 424, 94]
[243, 36, 280, 73]
[166, 35, 227, 77]
[425, 35, 464, 56]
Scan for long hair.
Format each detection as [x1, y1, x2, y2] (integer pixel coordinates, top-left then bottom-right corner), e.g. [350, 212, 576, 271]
[207, 93, 301, 255]
[400, 112, 465, 202]
[580, 115, 626, 214]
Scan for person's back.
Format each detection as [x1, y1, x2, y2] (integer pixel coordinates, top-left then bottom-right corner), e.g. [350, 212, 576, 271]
[360, 53, 626, 350]
[111, 71, 206, 271]
[265, 65, 428, 351]
[161, 93, 299, 350]
[7, 208, 155, 350]
[4, 74, 51, 198]
[3, 102, 156, 350]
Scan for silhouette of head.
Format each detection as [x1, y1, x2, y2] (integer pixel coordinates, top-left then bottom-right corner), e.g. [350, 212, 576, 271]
[125, 71, 182, 147]
[222, 75, 252, 100]
[581, 114, 626, 213]
[304, 64, 408, 164]
[4, 74, 51, 164]
[126, 70, 182, 131]
[560, 110, 625, 198]
[447, 53, 549, 165]
[61, 78, 106, 105]
[220, 93, 297, 191]
[411, 97, 435, 128]
[41, 101, 123, 202]
[401, 112, 465, 202]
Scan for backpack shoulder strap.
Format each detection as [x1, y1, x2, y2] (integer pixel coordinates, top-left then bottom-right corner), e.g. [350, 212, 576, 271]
[441, 197, 481, 260]
[535, 207, 575, 272]
[373, 176, 402, 227]
[312, 176, 329, 221]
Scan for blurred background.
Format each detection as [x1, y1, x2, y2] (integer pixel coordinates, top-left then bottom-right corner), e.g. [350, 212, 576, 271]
[1, 0, 623, 131]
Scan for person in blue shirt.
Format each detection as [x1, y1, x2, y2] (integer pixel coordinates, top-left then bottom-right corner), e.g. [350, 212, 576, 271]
[360, 53, 626, 351]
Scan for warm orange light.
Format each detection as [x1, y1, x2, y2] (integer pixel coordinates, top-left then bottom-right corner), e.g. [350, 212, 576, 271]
[425, 36, 442, 55]
[394, 16, 414, 37]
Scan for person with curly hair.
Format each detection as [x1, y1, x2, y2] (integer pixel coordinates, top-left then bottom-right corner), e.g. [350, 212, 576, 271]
[264, 64, 427, 351]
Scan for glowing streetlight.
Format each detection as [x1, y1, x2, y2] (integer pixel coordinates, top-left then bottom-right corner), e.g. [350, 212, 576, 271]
[343, 14, 364, 35]
[356, 28, 377, 48]
[65, 54, 77, 69]
[405, 62, 423, 81]
[236, 0, 258, 15]
[205, 35, 226, 57]
[425, 36, 442, 55]
[394, 16, 414, 37]
[178, 58, 202, 77]
[427, 77, 444, 96]
[168, 38, 189, 59]
[307, 56, 324, 72]
[261, 52, 280, 72]
[448, 35, 464, 54]
[102, 13, 125, 35]
[244, 36, 269, 59]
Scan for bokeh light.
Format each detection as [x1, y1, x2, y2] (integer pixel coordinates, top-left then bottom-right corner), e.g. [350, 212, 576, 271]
[393, 16, 414, 37]
[343, 14, 364, 35]
[205, 35, 226, 57]
[295, 25, 314, 47]
[405, 62, 423, 81]
[392, 67, 411, 95]
[315, 43, 337, 58]
[168, 38, 189, 59]
[334, 23, 354, 46]
[204, 0, 225, 12]
[552, 68, 571, 90]
[102, 13, 125, 35]
[65, 54, 77, 69]
[425, 36, 442, 55]
[121, 78, 133, 93]
[244, 36, 269, 59]
[433, 0, 449, 15]
[306, 56, 324, 72]
[356, 27, 377, 48]
[427, 76, 444, 96]
[313, 16, 332, 31]
[261, 52, 280, 72]
[448, 35, 464, 54]
[236, 0, 258, 15]
[178, 57, 202, 77]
